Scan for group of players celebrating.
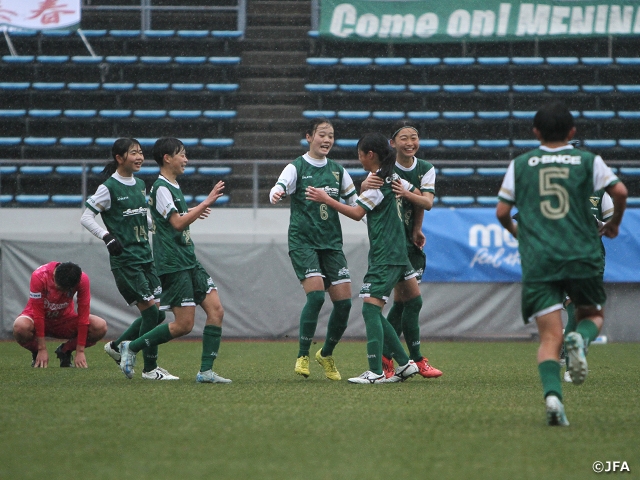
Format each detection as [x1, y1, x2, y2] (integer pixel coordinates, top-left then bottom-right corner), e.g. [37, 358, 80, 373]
[12, 101, 627, 427]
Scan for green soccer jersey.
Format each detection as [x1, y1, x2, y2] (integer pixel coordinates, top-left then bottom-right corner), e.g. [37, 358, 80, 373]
[498, 145, 619, 282]
[357, 173, 413, 266]
[278, 155, 356, 251]
[394, 157, 435, 247]
[85, 174, 153, 270]
[148, 176, 197, 276]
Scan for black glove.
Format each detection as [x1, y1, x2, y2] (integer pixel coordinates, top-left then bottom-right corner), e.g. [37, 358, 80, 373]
[103, 233, 123, 256]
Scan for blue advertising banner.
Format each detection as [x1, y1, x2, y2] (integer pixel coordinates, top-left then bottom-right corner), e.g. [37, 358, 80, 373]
[422, 208, 640, 283]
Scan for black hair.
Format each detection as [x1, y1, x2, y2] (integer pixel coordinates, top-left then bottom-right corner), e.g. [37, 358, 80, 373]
[390, 120, 420, 140]
[357, 133, 396, 179]
[305, 118, 334, 139]
[54, 262, 82, 290]
[101, 138, 141, 177]
[152, 137, 185, 166]
[533, 102, 574, 142]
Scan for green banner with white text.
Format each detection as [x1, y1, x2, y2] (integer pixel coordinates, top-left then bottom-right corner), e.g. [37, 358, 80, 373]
[319, 0, 640, 42]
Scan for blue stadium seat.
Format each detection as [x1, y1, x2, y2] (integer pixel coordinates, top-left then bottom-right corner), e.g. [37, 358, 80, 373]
[337, 111, 370, 120]
[0, 166, 18, 173]
[345, 168, 368, 178]
[477, 140, 510, 148]
[619, 166, 640, 174]
[99, 110, 132, 118]
[60, 138, 93, 146]
[476, 196, 499, 206]
[183, 167, 196, 175]
[80, 30, 107, 37]
[172, 83, 204, 91]
[196, 194, 229, 205]
[136, 139, 157, 147]
[477, 167, 508, 176]
[177, 30, 209, 38]
[9, 30, 37, 36]
[547, 57, 579, 65]
[442, 140, 474, 148]
[339, 84, 371, 92]
[619, 140, 640, 148]
[0, 109, 26, 117]
[41, 30, 71, 38]
[440, 196, 475, 206]
[0, 82, 30, 89]
[143, 30, 175, 38]
[183, 194, 195, 203]
[51, 195, 83, 205]
[103, 83, 135, 91]
[547, 85, 579, 93]
[63, 110, 97, 118]
[513, 85, 544, 93]
[180, 139, 199, 147]
[374, 84, 406, 92]
[36, 55, 68, 63]
[15, 194, 49, 204]
[443, 111, 474, 120]
[105, 56, 138, 64]
[32, 82, 65, 90]
[477, 111, 509, 119]
[20, 165, 54, 174]
[24, 137, 56, 146]
[134, 110, 167, 119]
[512, 111, 536, 119]
[0, 194, 12, 204]
[206, 83, 239, 92]
[584, 139, 616, 148]
[305, 84, 337, 92]
[2, 55, 34, 63]
[303, 110, 335, 119]
[443, 85, 475, 93]
[0, 138, 21, 146]
[67, 83, 100, 90]
[408, 85, 441, 93]
[581, 57, 613, 65]
[137, 166, 160, 175]
[174, 57, 206, 64]
[200, 139, 234, 147]
[582, 111, 615, 119]
[374, 57, 406, 66]
[618, 112, 640, 119]
[335, 139, 358, 148]
[341, 57, 373, 66]
[211, 31, 243, 38]
[202, 110, 236, 119]
[478, 85, 509, 93]
[169, 110, 202, 119]
[440, 168, 474, 177]
[95, 138, 118, 147]
[138, 83, 170, 91]
[372, 111, 404, 120]
[418, 139, 439, 148]
[627, 197, 640, 206]
[408, 57, 441, 66]
[71, 56, 103, 64]
[198, 167, 232, 176]
[110, 30, 140, 37]
[208, 57, 241, 65]
[307, 30, 319, 38]
[512, 139, 539, 148]
[56, 166, 85, 174]
[511, 57, 544, 65]
[477, 57, 509, 65]
[307, 57, 339, 66]
[443, 57, 475, 65]
[616, 58, 640, 65]
[617, 85, 640, 93]
[582, 85, 614, 93]
[408, 111, 439, 120]
[140, 56, 172, 64]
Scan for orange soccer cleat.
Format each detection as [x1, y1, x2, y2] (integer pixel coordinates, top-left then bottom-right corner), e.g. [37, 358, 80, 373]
[415, 357, 442, 378]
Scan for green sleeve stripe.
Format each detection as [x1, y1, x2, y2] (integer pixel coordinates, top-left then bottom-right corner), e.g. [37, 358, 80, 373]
[85, 203, 100, 214]
[276, 182, 287, 193]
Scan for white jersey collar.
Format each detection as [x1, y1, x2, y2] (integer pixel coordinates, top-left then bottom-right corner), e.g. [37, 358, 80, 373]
[395, 156, 416, 172]
[303, 152, 327, 167]
[539, 145, 574, 152]
[112, 171, 137, 186]
[158, 174, 181, 189]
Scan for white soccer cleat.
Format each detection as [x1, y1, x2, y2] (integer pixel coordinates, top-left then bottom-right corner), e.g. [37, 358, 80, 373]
[565, 332, 588, 385]
[563, 370, 573, 383]
[347, 370, 386, 384]
[546, 395, 570, 426]
[142, 366, 179, 380]
[196, 370, 232, 384]
[104, 341, 121, 364]
[119, 341, 136, 379]
[384, 360, 419, 383]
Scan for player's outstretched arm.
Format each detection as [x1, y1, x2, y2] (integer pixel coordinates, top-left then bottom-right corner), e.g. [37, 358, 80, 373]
[496, 201, 518, 238]
[169, 181, 225, 231]
[600, 182, 628, 239]
[305, 186, 366, 221]
[392, 180, 433, 210]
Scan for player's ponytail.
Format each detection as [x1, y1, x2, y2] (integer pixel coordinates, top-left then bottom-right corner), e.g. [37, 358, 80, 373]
[102, 138, 141, 177]
[357, 133, 395, 179]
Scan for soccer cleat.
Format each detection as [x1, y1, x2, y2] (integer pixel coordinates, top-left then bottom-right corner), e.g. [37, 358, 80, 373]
[347, 370, 386, 384]
[382, 356, 395, 379]
[104, 341, 121, 365]
[31, 350, 38, 367]
[385, 360, 419, 383]
[315, 349, 341, 381]
[563, 370, 573, 383]
[294, 355, 310, 378]
[119, 341, 136, 379]
[415, 357, 443, 378]
[142, 366, 179, 380]
[196, 370, 232, 384]
[55, 343, 74, 368]
[565, 332, 588, 385]
[545, 395, 570, 426]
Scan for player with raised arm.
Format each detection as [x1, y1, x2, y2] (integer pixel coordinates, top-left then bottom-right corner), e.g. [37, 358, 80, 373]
[13, 262, 107, 368]
[360, 121, 442, 379]
[496, 102, 627, 426]
[269, 118, 357, 381]
[306, 132, 424, 384]
[81, 138, 178, 380]
[118, 137, 231, 384]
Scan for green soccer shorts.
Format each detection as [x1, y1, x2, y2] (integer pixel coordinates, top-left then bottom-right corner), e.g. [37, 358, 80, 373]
[289, 248, 351, 289]
[406, 244, 426, 283]
[112, 262, 162, 306]
[159, 262, 216, 310]
[359, 263, 417, 302]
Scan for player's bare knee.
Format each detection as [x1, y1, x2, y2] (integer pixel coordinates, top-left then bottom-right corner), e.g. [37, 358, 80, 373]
[88, 317, 108, 340]
[12, 317, 34, 341]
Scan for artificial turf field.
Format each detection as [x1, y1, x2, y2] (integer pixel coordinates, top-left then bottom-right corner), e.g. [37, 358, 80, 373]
[1, 340, 638, 480]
